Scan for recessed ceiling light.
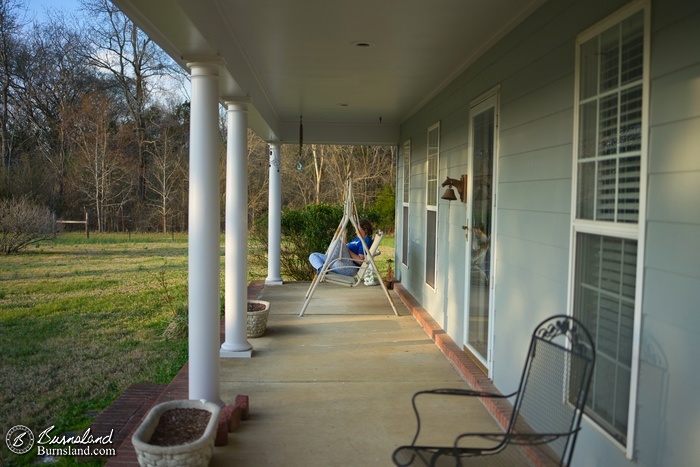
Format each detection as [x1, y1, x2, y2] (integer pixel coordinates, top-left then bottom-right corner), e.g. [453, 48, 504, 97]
[351, 41, 375, 48]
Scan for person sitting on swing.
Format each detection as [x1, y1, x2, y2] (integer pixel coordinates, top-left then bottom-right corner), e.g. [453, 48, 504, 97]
[309, 219, 374, 276]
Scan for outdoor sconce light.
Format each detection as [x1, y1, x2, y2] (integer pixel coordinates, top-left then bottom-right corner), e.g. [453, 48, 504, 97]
[441, 175, 467, 202]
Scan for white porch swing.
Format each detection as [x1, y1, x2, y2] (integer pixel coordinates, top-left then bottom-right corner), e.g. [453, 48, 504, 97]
[299, 177, 399, 317]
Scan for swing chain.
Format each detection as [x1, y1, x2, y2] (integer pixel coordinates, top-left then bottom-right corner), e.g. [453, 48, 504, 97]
[298, 115, 304, 169]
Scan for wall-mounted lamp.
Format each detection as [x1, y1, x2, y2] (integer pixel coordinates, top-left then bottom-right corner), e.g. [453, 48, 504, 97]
[441, 175, 467, 202]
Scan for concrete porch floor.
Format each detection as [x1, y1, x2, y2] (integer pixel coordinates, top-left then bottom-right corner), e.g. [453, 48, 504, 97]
[104, 281, 511, 466]
[210, 282, 503, 466]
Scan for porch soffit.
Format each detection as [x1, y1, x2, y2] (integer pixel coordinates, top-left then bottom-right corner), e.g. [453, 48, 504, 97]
[110, 0, 545, 145]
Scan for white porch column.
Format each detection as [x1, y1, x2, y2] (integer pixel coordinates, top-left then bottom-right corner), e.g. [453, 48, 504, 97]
[265, 143, 283, 285]
[187, 61, 222, 403]
[220, 99, 253, 358]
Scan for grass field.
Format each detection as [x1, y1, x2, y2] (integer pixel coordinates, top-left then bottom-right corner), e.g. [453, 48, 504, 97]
[0, 231, 394, 465]
[0, 233, 195, 465]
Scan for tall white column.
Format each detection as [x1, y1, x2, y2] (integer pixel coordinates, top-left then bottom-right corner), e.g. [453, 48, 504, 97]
[220, 99, 253, 358]
[265, 143, 283, 285]
[187, 62, 222, 403]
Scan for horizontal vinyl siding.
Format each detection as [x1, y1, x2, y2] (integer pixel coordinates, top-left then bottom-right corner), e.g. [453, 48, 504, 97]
[648, 118, 700, 174]
[500, 70, 574, 134]
[651, 64, 700, 126]
[397, 1, 700, 465]
[498, 146, 572, 184]
[499, 110, 573, 157]
[647, 172, 700, 227]
[490, 10, 579, 370]
[497, 210, 570, 249]
[634, 316, 700, 465]
[498, 179, 571, 213]
[636, 4, 700, 465]
[398, 0, 636, 390]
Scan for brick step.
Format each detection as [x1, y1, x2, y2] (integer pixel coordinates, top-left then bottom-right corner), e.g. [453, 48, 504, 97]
[77, 382, 166, 462]
[105, 364, 189, 466]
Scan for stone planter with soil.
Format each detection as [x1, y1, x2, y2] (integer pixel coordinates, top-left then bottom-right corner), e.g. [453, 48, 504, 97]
[247, 300, 270, 338]
[132, 399, 221, 467]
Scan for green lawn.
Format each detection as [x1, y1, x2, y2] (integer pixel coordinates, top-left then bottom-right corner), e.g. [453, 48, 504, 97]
[0, 233, 191, 465]
[0, 231, 395, 465]
[368, 235, 395, 277]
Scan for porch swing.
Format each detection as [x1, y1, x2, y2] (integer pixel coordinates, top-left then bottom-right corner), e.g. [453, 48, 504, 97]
[299, 176, 399, 317]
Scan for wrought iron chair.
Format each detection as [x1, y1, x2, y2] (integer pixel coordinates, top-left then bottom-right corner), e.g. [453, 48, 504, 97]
[392, 315, 595, 466]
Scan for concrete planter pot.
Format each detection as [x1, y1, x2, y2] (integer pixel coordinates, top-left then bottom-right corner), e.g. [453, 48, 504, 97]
[247, 300, 271, 338]
[132, 400, 221, 467]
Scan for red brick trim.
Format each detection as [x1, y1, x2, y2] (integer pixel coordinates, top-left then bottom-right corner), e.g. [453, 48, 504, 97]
[247, 280, 265, 300]
[393, 283, 513, 430]
[393, 284, 564, 466]
[105, 282, 265, 465]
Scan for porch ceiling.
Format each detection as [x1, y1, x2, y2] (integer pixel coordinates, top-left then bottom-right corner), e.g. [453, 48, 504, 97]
[110, 0, 544, 145]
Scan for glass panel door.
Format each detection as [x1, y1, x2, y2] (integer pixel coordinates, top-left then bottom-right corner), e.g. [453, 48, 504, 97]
[465, 97, 496, 368]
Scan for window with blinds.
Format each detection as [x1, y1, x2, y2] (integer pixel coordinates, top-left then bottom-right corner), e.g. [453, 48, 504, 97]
[402, 140, 410, 266]
[402, 206, 409, 266]
[426, 123, 439, 288]
[427, 127, 439, 208]
[403, 140, 411, 204]
[426, 211, 437, 288]
[577, 11, 644, 224]
[572, 4, 646, 453]
[574, 233, 636, 444]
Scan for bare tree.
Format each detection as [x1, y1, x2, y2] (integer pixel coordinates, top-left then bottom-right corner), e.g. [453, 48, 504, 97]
[17, 16, 95, 214]
[291, 144, 396, 208]
[69, 93, 132, 232]
[247, 129, 269, 225]
[81, 0, 181, 201]
[280, 144, 316, 208]
[0, 0, 27, 171]
[347, 145, 395, 209]
[145, 105, 187, 233]
[322, 145, 352, 202]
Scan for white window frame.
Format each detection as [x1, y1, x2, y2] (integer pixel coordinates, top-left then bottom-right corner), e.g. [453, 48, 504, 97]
[568, 0, 649, 459]
[425, 122, 440, 290]
[402, 139, 411, 267]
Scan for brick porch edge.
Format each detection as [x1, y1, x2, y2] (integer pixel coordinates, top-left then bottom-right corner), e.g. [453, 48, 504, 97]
[103, 281, 266, 466]
[393, 283, 513, 430]
[394, 283, 562, 467]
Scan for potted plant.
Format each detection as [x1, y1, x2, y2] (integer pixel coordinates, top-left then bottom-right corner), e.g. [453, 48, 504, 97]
[132, 399, 221, 467]
[247, 299, 271, 338]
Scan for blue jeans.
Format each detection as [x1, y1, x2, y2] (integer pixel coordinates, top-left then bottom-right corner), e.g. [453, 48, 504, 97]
[309, 242, 358, 276]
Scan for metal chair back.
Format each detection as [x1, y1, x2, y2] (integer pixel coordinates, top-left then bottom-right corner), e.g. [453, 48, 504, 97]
[506, 315, 596, 465]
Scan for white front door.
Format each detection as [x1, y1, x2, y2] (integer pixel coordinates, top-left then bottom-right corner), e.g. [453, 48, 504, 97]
[464, 93, 498, 373]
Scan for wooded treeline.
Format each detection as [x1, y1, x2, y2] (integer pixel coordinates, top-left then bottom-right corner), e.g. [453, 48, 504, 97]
[0, 0, 396, 235]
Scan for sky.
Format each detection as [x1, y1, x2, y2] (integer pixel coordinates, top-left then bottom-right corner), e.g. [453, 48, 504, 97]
[26, 0, 81, 21]
[23, 0, 191, 101]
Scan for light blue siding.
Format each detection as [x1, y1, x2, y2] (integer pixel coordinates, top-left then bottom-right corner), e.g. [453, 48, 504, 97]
[640, 5, 700, 460]
[648, 118, 700, 173]
[397, 0, 700, 465]
[496, 210, 570, 249]
[498, 146, 573, 184]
